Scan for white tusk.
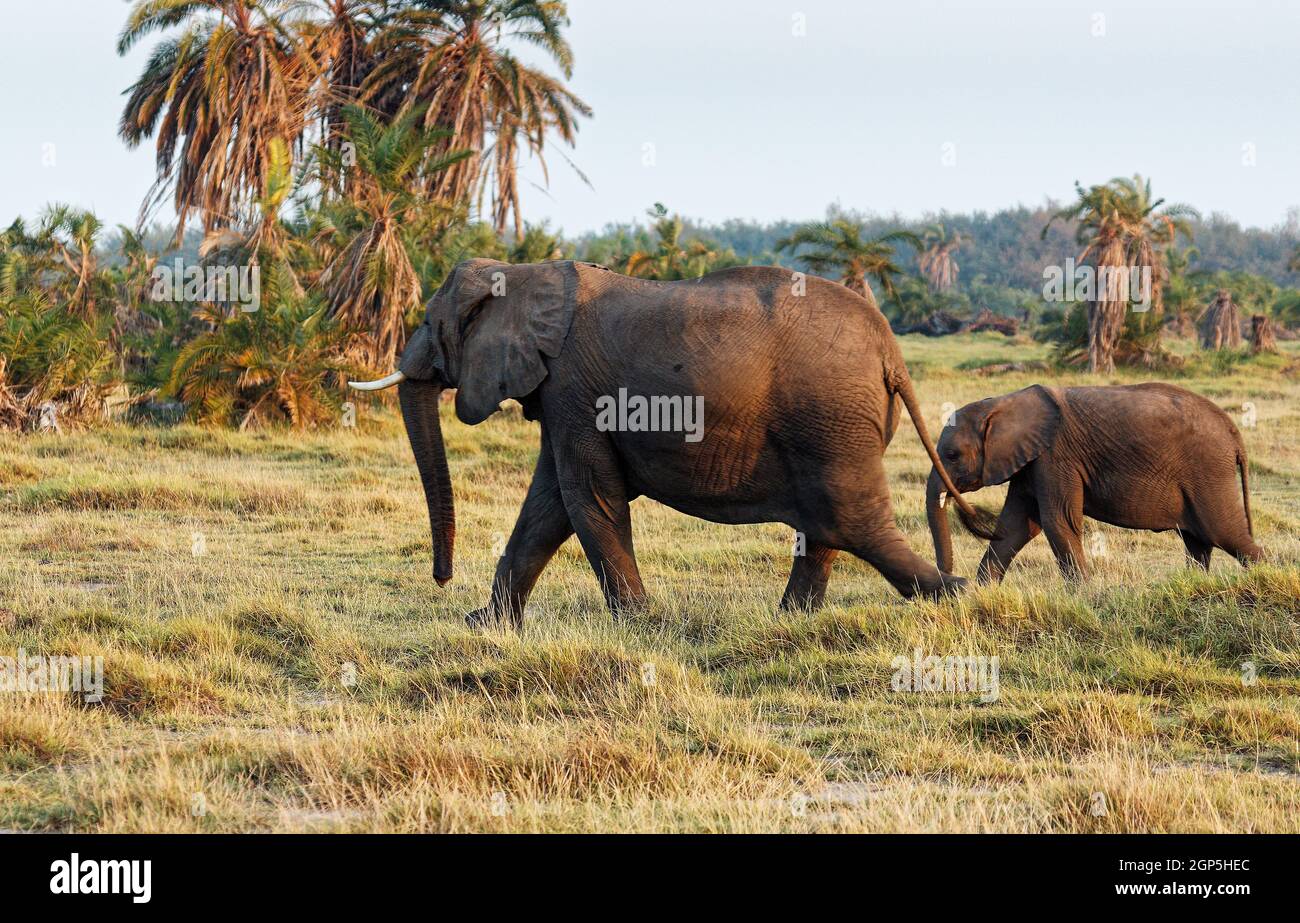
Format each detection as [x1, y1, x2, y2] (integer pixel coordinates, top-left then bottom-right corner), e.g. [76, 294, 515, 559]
[939, 491, 949, 509]
[348, 371, 406, 391]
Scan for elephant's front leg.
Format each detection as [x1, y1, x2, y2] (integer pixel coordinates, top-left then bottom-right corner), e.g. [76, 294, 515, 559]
[976, 484, 1041, 584]
[555, 440, 647, 615]
[469, 433, 574, 629]
[779, 541, 838, 611]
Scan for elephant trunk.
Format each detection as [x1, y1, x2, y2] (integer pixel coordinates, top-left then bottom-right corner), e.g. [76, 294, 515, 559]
[398, 378, 455, 586]
[926, 467, 955, 574]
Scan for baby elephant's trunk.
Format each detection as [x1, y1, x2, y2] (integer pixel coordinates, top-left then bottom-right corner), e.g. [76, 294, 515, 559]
[926, 465, 1001, 575]
[926, 468, 955, 574]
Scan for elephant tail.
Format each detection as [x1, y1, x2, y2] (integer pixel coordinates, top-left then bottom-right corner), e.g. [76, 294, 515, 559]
[1237, 448, 1254, 538]
[890, 366, 1000, 543]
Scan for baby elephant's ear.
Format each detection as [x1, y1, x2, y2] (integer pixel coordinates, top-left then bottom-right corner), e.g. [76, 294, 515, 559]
[455, 261, 577, 424]
[981, 385, 1061, 485]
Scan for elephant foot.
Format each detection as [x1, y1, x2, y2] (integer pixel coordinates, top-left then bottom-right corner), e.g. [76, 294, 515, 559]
[933, 573, 969, 598]
[465, 605, 519, 631]
[607, 592, 649, 620]
[777, 594, 824, 613]
[900, 573, 969, 601]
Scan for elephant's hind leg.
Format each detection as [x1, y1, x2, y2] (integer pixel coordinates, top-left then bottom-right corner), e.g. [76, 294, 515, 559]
[848, 527, 964, 599]
[779, 541, 838, 611]
[1181, 532, 1213, 569]
[1186, 495, 1262, 567]
[826, 462, 961, 600]
[816, 456, 962, 600]
[470, 432, 575, 629]
[1219, 534, 1264, 567]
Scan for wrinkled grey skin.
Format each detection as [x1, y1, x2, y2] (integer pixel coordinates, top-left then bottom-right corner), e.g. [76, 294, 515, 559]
[395, 258, 993, 628]
[926, 383, 1263, 582]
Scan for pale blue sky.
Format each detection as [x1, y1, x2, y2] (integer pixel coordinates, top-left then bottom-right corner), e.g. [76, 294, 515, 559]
[2, 0, 1298, 234]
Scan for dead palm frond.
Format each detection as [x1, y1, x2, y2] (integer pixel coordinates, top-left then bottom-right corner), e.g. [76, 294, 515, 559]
[1197, 290, 1243, 350]
[360, 0, 590, 240]
[917, 223, 964, 293]
[118, 0, 316, 238]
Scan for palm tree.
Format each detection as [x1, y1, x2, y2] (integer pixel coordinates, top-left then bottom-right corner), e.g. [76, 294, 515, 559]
[1044, 175, 1197, 374]
[0, 289, 118, 431]
[1163, 244, 1199, 337]
[28, 206, 116, 319]
[0, 219, 43, 299]
[619, 204, 737, 281]
[1197, 290, 1243, 351]
[165, 295, 362, 429]
[361, 0, 591, 240]
[312, 104, 472, 368]
[509, 222, 566, 263]
[197, 135, 305, 312]
[917, 223, 963, 293]
[114, 225, 162, 313]
[776, 219, 920, 305]
[118, 0, 315, 237]
[300, 1, 389, 162]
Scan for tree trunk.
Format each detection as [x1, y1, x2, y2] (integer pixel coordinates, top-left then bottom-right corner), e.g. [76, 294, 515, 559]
[1086, 251, 1129, 374]
[1087, 299, 1123, 374]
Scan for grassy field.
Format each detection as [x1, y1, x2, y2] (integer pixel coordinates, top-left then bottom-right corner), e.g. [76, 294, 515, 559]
[1, 332, 1298, 833]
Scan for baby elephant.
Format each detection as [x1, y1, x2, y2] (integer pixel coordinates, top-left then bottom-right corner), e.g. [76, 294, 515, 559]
[926, 383, 1263, 582]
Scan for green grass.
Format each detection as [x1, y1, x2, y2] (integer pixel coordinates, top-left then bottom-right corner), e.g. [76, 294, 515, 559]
[1, 333, 1298, 832]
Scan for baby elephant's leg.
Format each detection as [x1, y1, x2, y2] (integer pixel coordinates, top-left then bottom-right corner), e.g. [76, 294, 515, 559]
[1038, 483, 1089, 579]
[977, 487, 1041, 583]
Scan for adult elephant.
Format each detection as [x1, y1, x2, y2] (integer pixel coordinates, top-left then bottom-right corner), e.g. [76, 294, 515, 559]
[351, 259, 992, 627]
[926, 383, 1263, 583]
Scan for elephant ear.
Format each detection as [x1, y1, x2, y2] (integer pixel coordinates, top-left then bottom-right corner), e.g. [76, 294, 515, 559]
[981, 385, 1061, 485]
[398, 258, 499, 383]
[454, 260, 577, 425]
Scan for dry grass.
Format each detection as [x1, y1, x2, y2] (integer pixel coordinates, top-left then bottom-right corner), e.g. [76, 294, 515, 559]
[1, 332, 1298, 832]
